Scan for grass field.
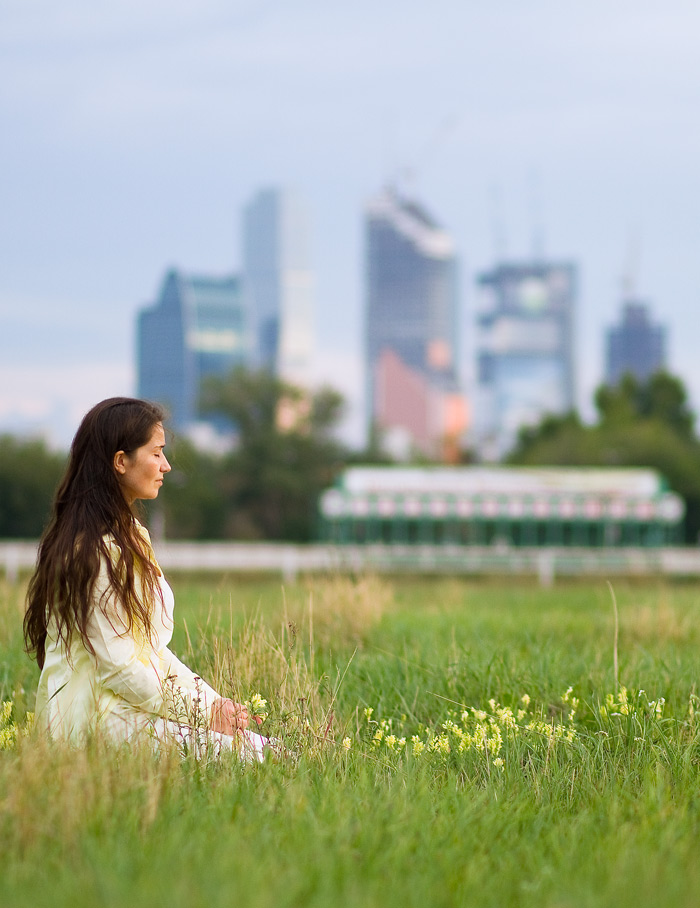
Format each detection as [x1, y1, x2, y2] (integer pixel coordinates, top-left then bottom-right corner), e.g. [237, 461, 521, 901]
[3, 572, 700, 907]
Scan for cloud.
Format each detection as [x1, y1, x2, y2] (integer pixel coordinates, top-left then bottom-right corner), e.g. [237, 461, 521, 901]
[0, 362, 133, 448]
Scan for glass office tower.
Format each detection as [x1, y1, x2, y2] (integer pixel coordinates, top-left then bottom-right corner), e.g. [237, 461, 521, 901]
[365, 188, 464, 459]
[606, 300, 666, 385]
[242, 188, 314, 385]
[475, 262, 576, 461]
[137, 269, 249, 432]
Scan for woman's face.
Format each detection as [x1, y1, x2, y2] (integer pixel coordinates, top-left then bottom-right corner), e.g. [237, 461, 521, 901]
[113, 422, 171, 505]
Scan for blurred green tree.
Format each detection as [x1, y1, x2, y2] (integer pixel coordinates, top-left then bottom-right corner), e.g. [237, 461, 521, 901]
[507, 372, 700, 542]
[150, 436, 228, 540]
[198, 367, 348, 541]
[595, 371, 695, 438]
[0, 436, 66, 538]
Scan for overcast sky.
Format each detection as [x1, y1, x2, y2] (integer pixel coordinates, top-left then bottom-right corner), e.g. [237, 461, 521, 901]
[2, 0, 700, 447]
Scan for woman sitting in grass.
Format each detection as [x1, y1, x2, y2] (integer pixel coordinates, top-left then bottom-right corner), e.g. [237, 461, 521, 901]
[23, 397, 270, 761]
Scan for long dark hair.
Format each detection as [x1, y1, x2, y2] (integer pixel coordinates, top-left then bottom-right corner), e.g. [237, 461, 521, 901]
[24, 397, 166, 668]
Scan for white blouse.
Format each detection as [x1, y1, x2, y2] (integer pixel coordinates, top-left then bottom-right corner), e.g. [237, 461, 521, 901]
[35, 525, 220, 745]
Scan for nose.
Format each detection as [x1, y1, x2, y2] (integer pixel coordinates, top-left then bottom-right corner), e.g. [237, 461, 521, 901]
[161, 454, 172, 474]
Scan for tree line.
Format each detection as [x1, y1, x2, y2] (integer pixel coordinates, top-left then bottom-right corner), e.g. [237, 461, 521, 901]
[3, 368, 700, 542]
[0, 369, 349, 543]
[508, 371, 700, 542]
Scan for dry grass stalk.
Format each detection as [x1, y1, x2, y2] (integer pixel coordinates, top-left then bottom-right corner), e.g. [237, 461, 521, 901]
[0, 733, 182, 856]
[625, 592, 696, 645]
[299, 574, 394, 647]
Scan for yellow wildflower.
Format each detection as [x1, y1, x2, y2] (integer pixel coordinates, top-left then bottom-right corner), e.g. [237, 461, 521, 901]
[487, 725, 503, 755]
[247, 693, 268, 719]
[495, 707, 516, 730]
[434, 735, 451, 755]
[0, 701, 17, 751]
[473, 724, 487, 748]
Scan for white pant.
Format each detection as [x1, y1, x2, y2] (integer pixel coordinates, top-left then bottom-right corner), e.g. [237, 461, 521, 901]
[152, 720, 273, 763]
[100, 702, 273, 762]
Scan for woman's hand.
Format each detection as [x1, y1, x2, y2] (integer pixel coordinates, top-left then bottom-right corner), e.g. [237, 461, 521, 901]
[210, 697, 249, 735]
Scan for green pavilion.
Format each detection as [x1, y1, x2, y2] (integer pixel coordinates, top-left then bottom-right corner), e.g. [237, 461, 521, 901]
[318, 466, 684, 548]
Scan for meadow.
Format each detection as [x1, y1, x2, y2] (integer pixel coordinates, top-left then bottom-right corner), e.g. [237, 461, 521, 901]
[3, 572, 700, 907]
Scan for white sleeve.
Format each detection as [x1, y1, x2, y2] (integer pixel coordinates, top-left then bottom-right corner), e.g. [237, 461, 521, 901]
[87, 576, 166, 717]
[87, 557, 221, 722]
[159, 647, 221, 719]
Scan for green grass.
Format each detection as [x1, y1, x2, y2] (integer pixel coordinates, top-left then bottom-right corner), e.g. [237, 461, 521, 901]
[3, 574, 700, 907]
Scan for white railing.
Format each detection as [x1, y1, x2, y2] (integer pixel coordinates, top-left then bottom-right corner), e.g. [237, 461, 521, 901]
[4, 540, 700, 585]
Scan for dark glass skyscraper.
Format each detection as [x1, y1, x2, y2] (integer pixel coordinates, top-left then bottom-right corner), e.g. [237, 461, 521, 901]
[606, 300, 666, 385]
[137, 269, 249, 432]
[365, 188, 463, 458]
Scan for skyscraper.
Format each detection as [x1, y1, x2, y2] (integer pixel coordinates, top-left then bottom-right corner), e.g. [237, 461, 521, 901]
[137, 269, 249, 433]
[475, 261, 576, 461]
[606, 299, 666, 385]
[242, 188, 314, 385]
[365, 188, 465, 460]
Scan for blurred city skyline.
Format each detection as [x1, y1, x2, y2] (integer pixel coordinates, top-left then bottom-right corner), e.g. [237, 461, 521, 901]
[2, 1, 699, 448]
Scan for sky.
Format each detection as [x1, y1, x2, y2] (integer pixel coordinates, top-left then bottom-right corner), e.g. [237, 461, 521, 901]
[2, 0, 700, 448]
